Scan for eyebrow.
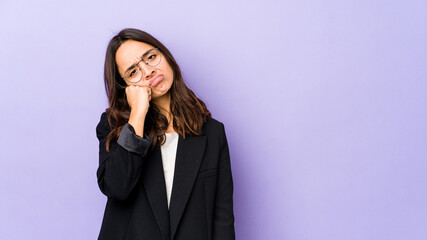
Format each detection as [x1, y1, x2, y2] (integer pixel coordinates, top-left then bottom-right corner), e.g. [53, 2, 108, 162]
[122, 48, 156, 76]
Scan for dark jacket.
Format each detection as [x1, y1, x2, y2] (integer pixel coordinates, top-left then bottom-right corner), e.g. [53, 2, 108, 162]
[95, 112, 235, 240]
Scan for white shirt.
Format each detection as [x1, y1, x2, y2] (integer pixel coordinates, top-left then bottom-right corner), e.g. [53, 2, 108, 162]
[160, 132, 179, 209]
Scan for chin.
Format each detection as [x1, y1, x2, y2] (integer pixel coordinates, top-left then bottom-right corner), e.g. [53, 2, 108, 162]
[156, 84, 172, 94]
[153, 89, 170, 98]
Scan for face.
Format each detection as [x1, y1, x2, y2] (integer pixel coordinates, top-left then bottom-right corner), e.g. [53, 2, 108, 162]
[115, 40, 174, 100]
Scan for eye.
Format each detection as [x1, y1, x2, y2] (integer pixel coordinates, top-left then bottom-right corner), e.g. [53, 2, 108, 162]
[147, 54, 157, 62]
[125, 67, 139, 79]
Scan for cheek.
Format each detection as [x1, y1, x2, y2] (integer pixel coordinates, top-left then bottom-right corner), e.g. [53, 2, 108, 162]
[161, 60, 174, 78]
[152, 77, 172, 96]
[159, 78, 172, 91]
[133, 80, 150, 88]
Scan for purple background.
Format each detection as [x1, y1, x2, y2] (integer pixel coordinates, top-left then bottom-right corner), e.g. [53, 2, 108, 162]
[1, 0, 426, 239]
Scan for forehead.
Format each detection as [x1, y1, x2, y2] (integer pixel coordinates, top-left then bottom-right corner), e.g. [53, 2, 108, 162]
[115, 40, 155, 74]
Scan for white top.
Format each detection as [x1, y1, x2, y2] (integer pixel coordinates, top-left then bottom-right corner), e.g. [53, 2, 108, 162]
[160, 132, 179, 209]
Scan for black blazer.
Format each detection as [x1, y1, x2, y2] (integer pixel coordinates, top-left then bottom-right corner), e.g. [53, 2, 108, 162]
[96, 112, 235, 240]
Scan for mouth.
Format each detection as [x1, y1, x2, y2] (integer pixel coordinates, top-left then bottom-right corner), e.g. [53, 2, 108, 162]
[149, 74, 164, 87]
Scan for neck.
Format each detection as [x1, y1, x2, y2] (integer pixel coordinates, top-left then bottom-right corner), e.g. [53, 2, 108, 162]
[152, 91, 172, 118]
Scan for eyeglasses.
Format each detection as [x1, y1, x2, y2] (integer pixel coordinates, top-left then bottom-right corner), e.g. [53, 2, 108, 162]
[121, 47, 162, 83]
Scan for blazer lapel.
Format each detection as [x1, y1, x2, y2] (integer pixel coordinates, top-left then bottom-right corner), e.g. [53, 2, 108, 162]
[169, 133, 207, 240]
[142, 145, 170, 240]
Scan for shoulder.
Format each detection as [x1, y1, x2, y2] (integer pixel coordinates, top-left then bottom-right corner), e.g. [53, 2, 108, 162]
[202, 116, 230, 151]
[202, 116, 226, 136]
[96, 111, 109, 128]
[96, 111, 113, 139]
[203, 115, 224, 129]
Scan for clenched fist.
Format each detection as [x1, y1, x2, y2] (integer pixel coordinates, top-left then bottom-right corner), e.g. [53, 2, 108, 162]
[125, 85, 152, 115]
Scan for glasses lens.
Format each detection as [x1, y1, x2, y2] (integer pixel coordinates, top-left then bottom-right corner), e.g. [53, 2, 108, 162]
[124, 66, 142, 83]
[143, 49, 161, 67]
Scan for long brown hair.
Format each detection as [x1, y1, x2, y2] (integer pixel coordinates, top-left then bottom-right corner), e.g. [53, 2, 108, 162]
[103, 28, 211, 152]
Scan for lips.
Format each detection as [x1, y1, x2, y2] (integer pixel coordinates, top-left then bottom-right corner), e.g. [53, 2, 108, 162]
[149, 74, 164, 87]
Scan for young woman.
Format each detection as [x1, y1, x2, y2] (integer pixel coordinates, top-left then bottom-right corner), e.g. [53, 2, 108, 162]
[95, 28, 235, 240]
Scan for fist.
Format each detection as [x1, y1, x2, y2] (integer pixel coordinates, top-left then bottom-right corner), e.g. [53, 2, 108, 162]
[125, 85, 152, 114]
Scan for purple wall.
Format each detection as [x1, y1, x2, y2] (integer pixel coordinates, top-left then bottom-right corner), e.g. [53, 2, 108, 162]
[1, 0, 426, 239]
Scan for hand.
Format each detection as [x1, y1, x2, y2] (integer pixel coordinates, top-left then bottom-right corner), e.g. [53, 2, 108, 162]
[125, 85, 152, 115]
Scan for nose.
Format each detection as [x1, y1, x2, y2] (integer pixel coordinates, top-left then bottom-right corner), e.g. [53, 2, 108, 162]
[138, 62, 156, 81]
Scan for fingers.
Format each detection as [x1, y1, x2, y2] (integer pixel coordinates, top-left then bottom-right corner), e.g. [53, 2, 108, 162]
[125, 85, 151, 98]
[126, 85, 150, 92]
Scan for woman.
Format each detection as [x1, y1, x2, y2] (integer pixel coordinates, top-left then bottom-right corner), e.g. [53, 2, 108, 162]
[95, 28, 235, 240]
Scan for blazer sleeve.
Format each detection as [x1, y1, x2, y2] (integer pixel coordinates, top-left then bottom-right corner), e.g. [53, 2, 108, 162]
[213, 123, 236, 239]
[96, 112, 152, 201]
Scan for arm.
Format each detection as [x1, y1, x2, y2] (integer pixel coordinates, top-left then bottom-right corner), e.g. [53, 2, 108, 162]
[213, 123, 236, 239]
[96, 112, 152, 201]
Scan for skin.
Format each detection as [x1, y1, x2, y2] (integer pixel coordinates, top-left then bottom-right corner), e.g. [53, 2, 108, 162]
[115, 40, 175, 136]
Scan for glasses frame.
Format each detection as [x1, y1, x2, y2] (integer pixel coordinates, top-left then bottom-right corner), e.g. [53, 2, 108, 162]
[121, 47, 162, 83]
